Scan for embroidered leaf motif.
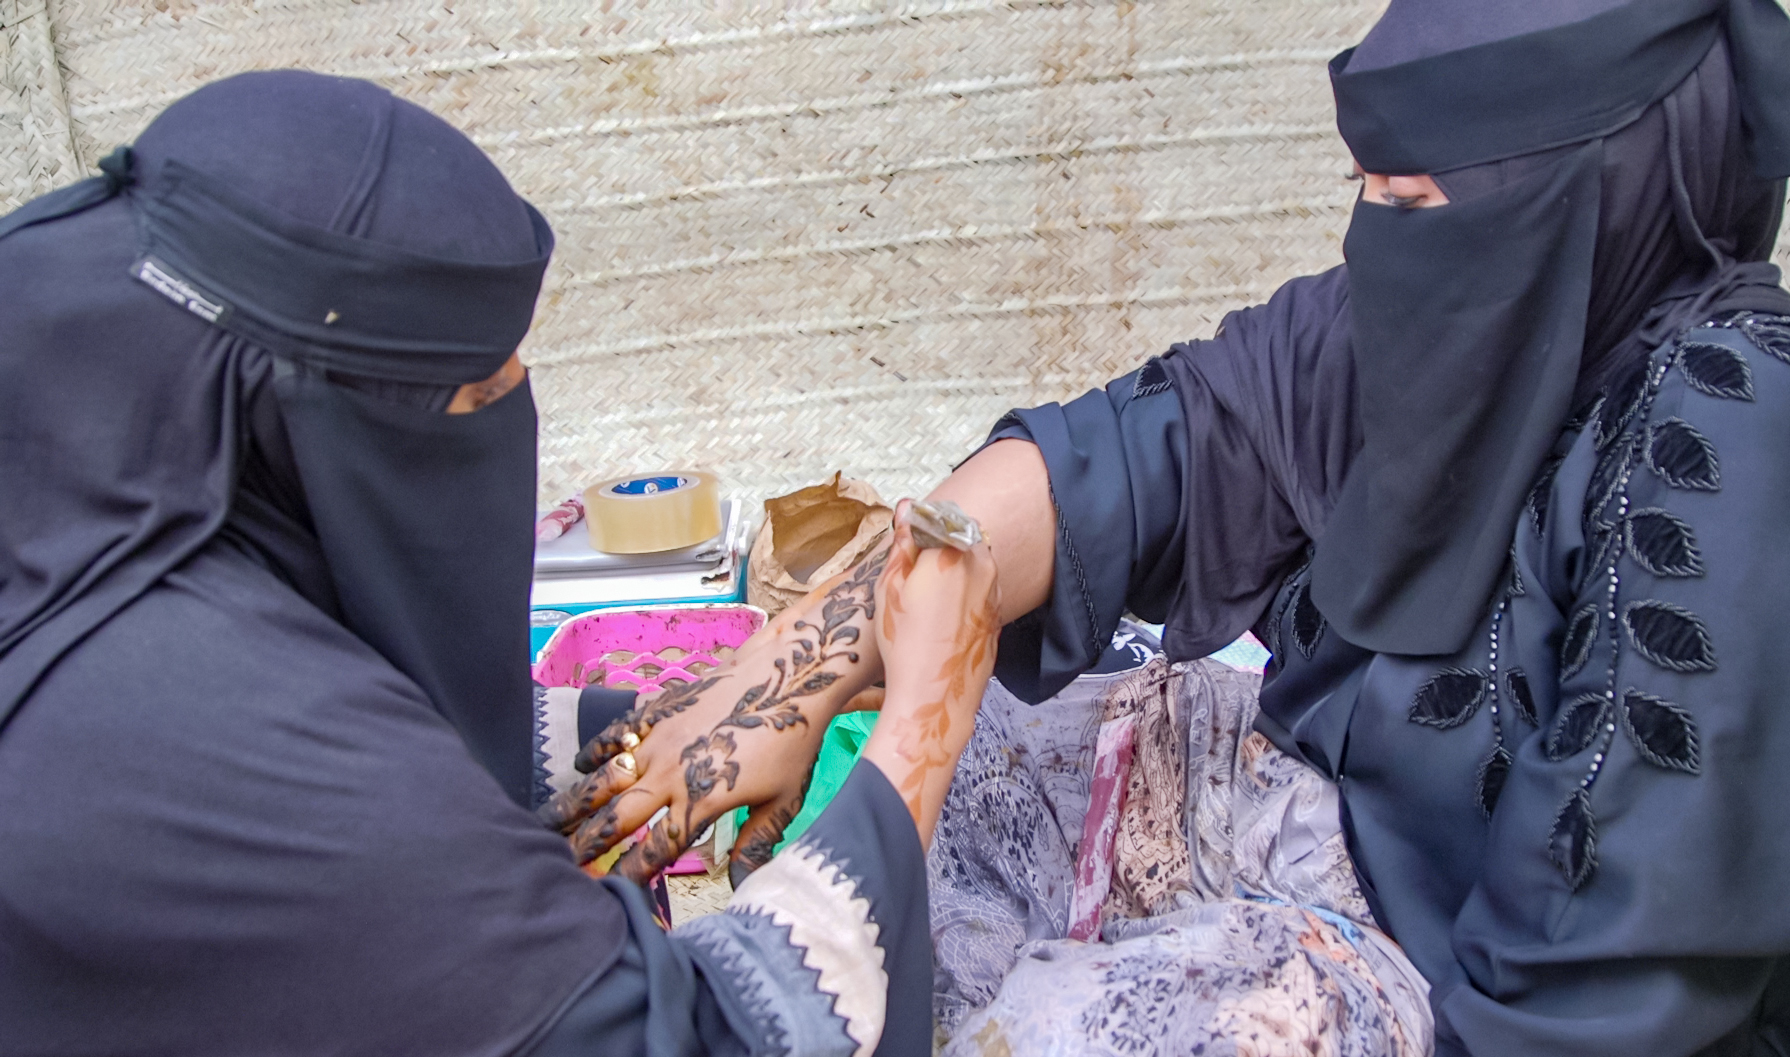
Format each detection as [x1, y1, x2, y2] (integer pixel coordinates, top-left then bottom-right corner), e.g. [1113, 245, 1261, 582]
[1740, 317, 1790, 366]
[1477, 745, 1512, 819]
[1508, 546, 1526, 596]
[1505, 667, 1538, 727]
[1549, 788, 1599, 891]
[1624, 508, 1704, 578]
[1291, 581, 1325, 660]
[1645, 418, 1720, 491]
[1133, 357, 1172, 399]
[1624, 600, 1716, 672]
[1620, 689, 1700, 773]
[1596, 360, 1649, 449]
[1560, 603, 1599, 682]
[1678, 341, 1754, 401]
[1408, 668, 1488, 730]
[1527, 455, 1563, 536]
[1547, 694, 1608, 760]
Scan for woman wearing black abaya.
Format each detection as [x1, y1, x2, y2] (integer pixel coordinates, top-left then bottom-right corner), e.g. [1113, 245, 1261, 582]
[0, 71, 970, 1057]
[549, 0, 1790, 1053]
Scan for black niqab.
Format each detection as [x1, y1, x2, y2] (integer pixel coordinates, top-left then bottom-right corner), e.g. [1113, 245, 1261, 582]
[1306, 0, 1790, 656]
[0, 70, 552, 806]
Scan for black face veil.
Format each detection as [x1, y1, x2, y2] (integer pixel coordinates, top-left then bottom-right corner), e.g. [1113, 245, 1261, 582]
[0, 71, 553, 806]
[1308, 0, 1790, 656]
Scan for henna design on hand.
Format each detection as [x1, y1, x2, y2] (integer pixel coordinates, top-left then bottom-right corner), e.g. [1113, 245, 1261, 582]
[614, 817, 689, 885]
[730, 763, 814, 886]
[730, 799, 800, 885]
[673, 538, 890, 838]
[570, 789, 645, 865]
[576, 674, 723, 773]
[680, 730, 741, 807]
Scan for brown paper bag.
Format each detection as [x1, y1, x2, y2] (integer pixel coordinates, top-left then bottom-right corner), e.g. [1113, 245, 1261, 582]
[746, 473, 893, 617]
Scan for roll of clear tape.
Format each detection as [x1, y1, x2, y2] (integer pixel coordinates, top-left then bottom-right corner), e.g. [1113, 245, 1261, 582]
[584, 472, 723, 554]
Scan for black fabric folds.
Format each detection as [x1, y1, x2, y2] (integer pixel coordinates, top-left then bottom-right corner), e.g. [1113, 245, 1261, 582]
[1312, 149, 1602, 653]
[0, 69, 553, 805]
[1332, 0, 1719, 176]
[137, 160, 553, 384]
[0, 68, 627, 1057]
[274, 364, 541, 804]
[1309, 0, 1790, 656]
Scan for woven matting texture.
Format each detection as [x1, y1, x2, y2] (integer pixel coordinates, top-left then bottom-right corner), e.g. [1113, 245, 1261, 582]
[5, 1, 1788, 506]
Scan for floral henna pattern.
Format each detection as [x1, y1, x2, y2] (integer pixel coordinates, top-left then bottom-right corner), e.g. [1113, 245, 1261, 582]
[730, 760, 815, 884]
[575, 674, 724, 773]
[569, 789, 645, 864]
[732, 796, 804, 876]
[557, 538, 892, 876]
[675, 538, 891, 837]
[680, 730, 742, 805]
[882, 546, 1000, 818]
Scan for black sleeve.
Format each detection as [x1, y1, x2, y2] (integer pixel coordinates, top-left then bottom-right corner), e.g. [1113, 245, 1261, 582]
[981, 358, 1189, 702]
[578, 684, 638, 744]
[986, 267, 1357, 702]
[525, 878, 748, 1057]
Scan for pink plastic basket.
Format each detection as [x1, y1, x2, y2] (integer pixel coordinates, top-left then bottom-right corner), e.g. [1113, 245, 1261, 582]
[532, 604, 767, 877]
[532, 603, 767, 692]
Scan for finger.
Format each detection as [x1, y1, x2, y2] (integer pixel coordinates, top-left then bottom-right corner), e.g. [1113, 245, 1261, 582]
[612, 811, 710, 886]
[727, 783, 808, 888]
[568, 787, 662, 866]
[574, 712, 646, 773]
[889, 499, 921, 564]
[537, 755, 642, 833]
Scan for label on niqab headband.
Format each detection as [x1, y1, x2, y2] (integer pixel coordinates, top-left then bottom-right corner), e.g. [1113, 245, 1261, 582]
[133, 256, 232, 324]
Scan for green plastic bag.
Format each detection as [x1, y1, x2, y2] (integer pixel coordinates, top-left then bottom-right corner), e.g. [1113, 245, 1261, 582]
[725, 711, 878, 855]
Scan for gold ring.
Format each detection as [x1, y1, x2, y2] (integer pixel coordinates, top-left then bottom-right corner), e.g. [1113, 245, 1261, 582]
[611, 751, 639, 777]
[620, 731, 641, 751]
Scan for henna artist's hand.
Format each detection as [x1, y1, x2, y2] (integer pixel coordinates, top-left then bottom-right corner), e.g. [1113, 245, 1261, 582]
[860, 500, 1001, 847]
[537, 538, 893, 886]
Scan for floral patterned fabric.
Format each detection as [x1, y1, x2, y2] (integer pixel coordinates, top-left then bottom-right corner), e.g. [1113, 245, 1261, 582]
[930, 656, 1432, 1056]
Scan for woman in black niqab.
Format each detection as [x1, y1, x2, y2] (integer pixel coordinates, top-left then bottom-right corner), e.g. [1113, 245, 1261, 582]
[931, 0, 1790, 1052]
[0, 71, 935, 1057]
[0, 69, 550, 807]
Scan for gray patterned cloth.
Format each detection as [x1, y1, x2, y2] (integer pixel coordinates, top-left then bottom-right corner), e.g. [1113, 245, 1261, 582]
[930, 656, 1433, 1056]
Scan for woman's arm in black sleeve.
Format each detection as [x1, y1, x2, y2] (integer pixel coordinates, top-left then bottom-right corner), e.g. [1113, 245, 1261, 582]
[975, 267, 1354, 702]
[526, 760, 928, 1057]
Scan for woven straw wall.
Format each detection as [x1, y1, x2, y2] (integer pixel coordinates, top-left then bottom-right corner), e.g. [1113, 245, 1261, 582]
[5, 1, 1788, 508]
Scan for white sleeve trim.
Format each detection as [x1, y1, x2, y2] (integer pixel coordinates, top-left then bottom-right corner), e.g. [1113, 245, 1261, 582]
[537, 686, 583, 795]
[729, 842, 888, 1057]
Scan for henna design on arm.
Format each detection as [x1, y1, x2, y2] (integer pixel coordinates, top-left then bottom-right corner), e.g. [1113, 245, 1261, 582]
[880, 547, 1000, 820]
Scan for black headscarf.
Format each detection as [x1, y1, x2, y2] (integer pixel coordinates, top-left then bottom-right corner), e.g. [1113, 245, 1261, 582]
[1307, 0, 1790, 656]
[0, 70, 552, 806]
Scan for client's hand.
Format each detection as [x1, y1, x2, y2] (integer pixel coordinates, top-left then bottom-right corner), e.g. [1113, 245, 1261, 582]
[537, 538, 893, 885]
[860, 500, 1000, 846]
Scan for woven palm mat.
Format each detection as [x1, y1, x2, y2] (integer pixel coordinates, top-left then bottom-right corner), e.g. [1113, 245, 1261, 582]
[6, 1, 1788, 507]
[667, 870, 732, 922]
